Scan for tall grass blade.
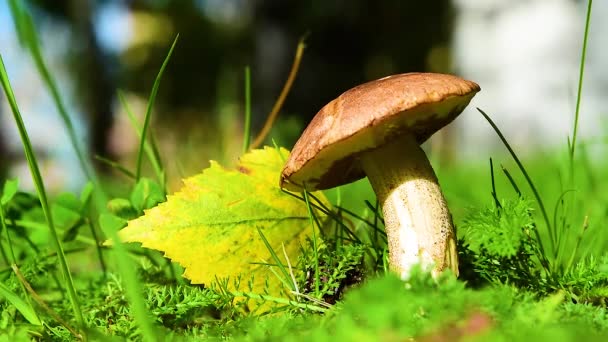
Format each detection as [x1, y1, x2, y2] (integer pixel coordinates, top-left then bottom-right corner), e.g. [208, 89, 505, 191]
[489, 158, 501, 209]
[12, 265, 81, 338]
[0, 281, 41, 326]
[242, 66, 252, 153]
[338, 204, 386, 239]
[562, 2, 593, 259]
[94, 155, 136, 179]
[372, 199, 382, 247]
[7, 0, 106, 206]
[117, 90, 165, 188]
[302, 190, 321, 295]
[565, 215, 589, 272]
[99, 215, 158, 341]
[0, 183, 42, 327]
[135, 35, 179, 181]
[578, 143, 597, 191]
[569, 0, 593, 160]
[256, 227, 293, 291]
[500, 165, 522, 197]
[282, 190, 361, 243]
[6, 0, 26, 45]
[0, 179, 19, 265]
[0, 54, 85, 333]
[553, 189, 576, 268]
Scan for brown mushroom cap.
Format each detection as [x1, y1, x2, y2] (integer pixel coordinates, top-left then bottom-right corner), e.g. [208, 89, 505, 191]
[280, 72, 480, 191]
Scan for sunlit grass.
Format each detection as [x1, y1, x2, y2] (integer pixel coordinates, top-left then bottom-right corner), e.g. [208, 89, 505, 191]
[0, 0, 606, 340]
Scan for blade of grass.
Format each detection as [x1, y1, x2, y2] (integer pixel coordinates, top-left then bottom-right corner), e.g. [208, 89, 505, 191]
[502, 165, 551, 274]
[0, 240, 9, 266]
[282, 190, 361, 243]
[99, 215, 158, 341]
[0, 187, 42, 327]
[135, 35, 179, 181]
[252, 259, 293, 298]
[230, 291, 328, 313]
[273, 140, 287, 163]
[6, 0, 26, 45]
[552, 189, 577, 268]
[0, 179, 19, 266]
[372, 199, 381, 247]
[478, 108, 554, 260]
[364, 200, 385, 225]
[117, 90, 165, 189]
[569, 0, 593, 160]
[337, 204, 386, 239]
[250, 37, 306, 149]
[489, 158, 501, 209]
[333, 208, 344, 248]
[363, 199, 389, 246]
[7, 0, 106, 207]
[302, 190, 320, 296]
[282, 243, 300, 294]
[565, 215, 589, 272]
[578, 142, 597, 191]
[501, 165, 522, 197]
[0, 54, 85, 333]
[13, 220, 97, 246]
[242, 66, 252, 153]
[563, 0, 592, 273]
[85, 216, 108, 278]
[94, 155, 136, 179]
[307, 191, 360, 242]
[12, 265, 80, 337]
[0, 278, 42, 327]
[256, 227, 293, 291]
[291, 291, 333, 308]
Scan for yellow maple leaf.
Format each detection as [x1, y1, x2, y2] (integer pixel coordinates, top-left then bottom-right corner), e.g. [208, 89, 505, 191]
[117, 147, 328, 299]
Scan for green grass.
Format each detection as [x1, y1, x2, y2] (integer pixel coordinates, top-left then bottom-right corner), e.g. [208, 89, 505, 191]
[1, 0, 607, 340]
[0, 54, 85, 335]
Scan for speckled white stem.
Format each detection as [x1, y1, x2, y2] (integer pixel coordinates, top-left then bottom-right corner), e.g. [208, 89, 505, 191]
[359, 134, 458, 279]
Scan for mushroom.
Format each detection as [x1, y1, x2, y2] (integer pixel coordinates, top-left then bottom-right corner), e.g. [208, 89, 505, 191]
[280, 72, 480, 278]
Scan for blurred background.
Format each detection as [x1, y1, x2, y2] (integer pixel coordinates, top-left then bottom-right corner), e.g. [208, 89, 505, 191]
[0, 0, 605, 193]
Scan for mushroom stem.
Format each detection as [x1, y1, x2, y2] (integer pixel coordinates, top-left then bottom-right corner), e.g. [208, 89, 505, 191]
[359, 134, 458, 278]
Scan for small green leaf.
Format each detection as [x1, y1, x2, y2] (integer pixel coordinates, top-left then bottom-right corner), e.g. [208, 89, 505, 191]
[99, 213, 127, 235]
[54, 192, 81, 212]
[0, 281, 42, 326]
[107, 198, 139, 220]
[5, 192, 41, 222]
[1, 179, 19, 206]
[130, 178, 165, 212]
[51, 193, 84, 242]
[79, 182, 95, 208]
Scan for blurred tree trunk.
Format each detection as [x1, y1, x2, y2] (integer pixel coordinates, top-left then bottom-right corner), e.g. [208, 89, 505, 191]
[28, 0, 116, 169]
[68, 0, 115, 169]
